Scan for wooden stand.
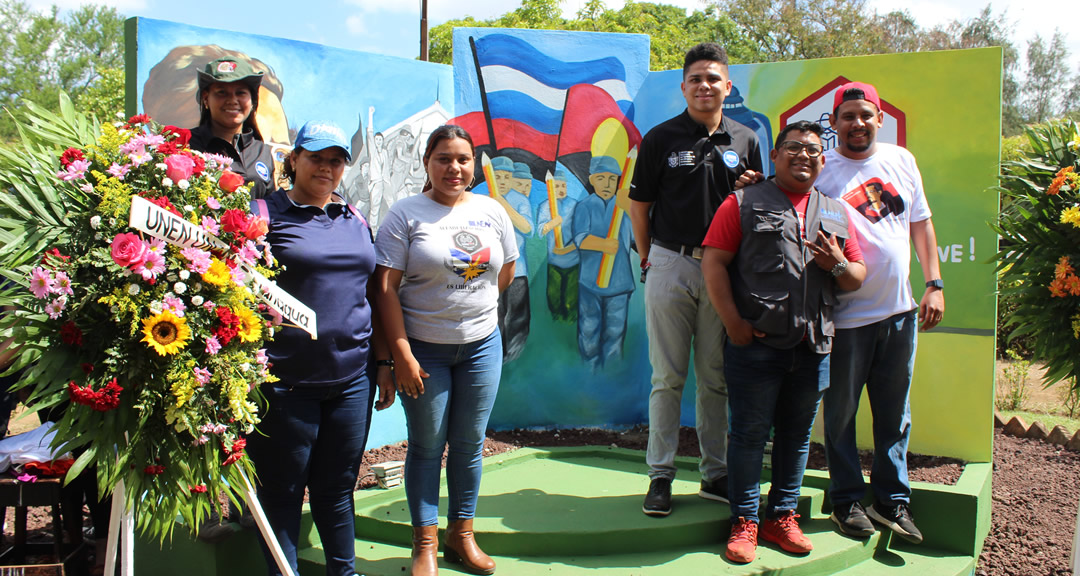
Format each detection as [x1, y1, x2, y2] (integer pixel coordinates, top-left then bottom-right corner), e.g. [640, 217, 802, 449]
[0, 477, 87, 576]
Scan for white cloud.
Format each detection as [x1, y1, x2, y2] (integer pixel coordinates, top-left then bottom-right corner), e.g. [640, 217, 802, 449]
[345, 14, 367, 35]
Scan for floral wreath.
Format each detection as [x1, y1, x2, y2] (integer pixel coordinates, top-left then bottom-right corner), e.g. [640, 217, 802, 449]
[0, 98, 284, 539]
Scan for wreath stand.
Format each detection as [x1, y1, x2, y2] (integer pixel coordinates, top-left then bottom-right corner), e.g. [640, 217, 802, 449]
[102, 471, 296, 576]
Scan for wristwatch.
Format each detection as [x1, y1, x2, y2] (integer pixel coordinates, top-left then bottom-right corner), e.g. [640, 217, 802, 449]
[926, 279, 944, 290]
[830, 260, 848, 278]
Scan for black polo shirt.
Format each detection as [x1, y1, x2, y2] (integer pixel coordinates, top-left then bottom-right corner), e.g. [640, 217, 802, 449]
[630, 110, 762, 247]
[189, 125, 276, 199]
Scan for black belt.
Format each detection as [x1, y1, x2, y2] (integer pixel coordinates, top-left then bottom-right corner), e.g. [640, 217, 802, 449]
[652, 239, 704, 259]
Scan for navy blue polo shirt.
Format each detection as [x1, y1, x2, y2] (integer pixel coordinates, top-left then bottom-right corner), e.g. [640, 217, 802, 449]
[262, 189, 375, 386]
[630, 110, 763, 247]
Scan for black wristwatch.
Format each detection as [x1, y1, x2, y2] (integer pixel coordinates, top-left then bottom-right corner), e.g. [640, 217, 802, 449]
[375, 359, 395, 369]
[926, 279, 944, 290]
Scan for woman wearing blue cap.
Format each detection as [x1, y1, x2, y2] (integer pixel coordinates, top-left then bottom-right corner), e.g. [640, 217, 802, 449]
[190, 57, 277, 198]
[246, 120, 394, 576]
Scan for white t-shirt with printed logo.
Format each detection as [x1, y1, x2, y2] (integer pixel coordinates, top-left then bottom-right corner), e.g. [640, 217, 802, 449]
[375, 193, 519, 344]
[816, 143, 933, 329]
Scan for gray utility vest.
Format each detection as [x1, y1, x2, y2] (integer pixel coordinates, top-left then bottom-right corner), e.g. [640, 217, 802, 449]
[731, 180, 851, 354]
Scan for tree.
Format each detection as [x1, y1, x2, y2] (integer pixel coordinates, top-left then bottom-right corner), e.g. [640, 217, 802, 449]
[712, 0, 885, 61]
[427, 0, 751, 70]
[0, 1, 124, 141]
[1021, 31, 1073, 125]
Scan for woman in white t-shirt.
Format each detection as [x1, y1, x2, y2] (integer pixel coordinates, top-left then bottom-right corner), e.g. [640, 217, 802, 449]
[373, 125, 518, 576]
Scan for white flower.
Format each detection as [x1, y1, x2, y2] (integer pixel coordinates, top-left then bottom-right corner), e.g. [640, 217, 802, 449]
[162, 177, 173, 187]
[240, 363, 250, 372]
[112, 121, 124, 127]
[179, 270, 190, 280]
[167, 272, 178, 282]
[149, 301, 163, 314]
[108, 218, 117, 227]
[89, 215, 101, 229]
[94, 233, 102, 241]
[174, 282, 187, 294]
[191, 295, 204, 306]
[115, 111, 125, 119]
[178, 180, 190, 191]
[194, 282, 203, 292]
[155, 163, 168, 171]
[127, 283, 140, 295]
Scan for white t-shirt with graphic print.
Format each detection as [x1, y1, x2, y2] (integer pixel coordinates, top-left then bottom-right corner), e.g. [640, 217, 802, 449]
[816, 143, 933, 330]
[375, 193, 519, 344]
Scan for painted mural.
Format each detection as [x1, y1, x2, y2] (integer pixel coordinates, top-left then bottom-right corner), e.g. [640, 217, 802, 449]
[131, 20, 999, 461]
[129, 18, 453, 448]
[131, 18, 452, 234]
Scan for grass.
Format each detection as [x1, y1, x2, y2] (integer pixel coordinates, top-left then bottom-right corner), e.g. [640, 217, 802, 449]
[1000, 409, 1080, 437]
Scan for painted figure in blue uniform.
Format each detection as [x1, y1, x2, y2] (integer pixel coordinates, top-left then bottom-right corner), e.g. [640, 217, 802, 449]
[573, 156, 634, 371]
[492, 157, 533, 362]
[537, 170, 580, 322]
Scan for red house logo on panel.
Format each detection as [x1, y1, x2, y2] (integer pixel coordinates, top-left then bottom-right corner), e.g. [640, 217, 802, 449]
[779, 76, 907, 153]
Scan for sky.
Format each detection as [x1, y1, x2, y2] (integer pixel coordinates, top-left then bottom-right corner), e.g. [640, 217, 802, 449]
[29, 0, 1080, 72]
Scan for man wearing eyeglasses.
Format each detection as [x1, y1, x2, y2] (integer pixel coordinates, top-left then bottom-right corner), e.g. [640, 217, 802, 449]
[630, 42, 764, 520]
[815, 82, 944, 545]
[702, 120, 865, 563]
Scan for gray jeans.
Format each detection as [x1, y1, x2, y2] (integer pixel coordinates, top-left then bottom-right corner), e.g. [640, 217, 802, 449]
[644, 244, 728, 481]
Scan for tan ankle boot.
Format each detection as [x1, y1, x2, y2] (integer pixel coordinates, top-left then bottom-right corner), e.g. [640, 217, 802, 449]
[444, 518, 496, 575]
[411, 525, 439, 576]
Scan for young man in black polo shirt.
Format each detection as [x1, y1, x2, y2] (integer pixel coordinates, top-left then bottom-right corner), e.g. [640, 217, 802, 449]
[629, 42, 763, 517]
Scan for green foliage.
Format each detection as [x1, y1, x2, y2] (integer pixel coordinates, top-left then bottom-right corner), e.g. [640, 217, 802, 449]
[991, 119, 1080, 388]
[1061, 380, 1080, 419]
[428, 0, 751, 70]
[995, 350, 1031, 411]
[0, 1, 123, 142]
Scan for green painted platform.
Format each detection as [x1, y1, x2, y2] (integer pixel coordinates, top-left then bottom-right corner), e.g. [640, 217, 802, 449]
[136, 446, 990, 576]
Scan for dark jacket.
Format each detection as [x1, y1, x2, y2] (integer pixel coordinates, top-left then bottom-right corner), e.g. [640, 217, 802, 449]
[189, 125, 276, 199]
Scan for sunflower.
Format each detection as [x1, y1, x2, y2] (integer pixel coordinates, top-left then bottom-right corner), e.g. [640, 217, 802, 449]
[141, 310, 192, 356]
[201, 258, 231, 288]
[234, 306, 262, 343]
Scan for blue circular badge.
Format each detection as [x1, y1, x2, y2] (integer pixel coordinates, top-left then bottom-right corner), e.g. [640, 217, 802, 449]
[255, 161, 270, 181]
[722, 150, 740, 169]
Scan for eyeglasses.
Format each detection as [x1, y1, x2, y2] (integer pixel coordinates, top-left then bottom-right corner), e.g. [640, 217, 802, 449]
[778, 141, 824, 158]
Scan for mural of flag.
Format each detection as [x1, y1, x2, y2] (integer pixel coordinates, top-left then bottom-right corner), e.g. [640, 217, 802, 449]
[556, 83, 641, 191]
[455, 33, 636, 163]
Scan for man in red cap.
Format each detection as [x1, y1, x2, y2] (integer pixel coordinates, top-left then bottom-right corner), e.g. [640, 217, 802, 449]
[815, 81, 945, 544]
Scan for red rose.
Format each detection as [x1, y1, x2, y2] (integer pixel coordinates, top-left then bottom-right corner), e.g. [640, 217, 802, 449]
[244, 216, 269, 240]
[144, 195, 182, 216]
[164, 154, 196, 182]
[60, 322, 83, 346]
[60, 148, 84, 167]
[110, 233, 149, 268]
[161, 126, 191, 146]
[220, 209, 249, 235]
[217, 171, 246, 194]
[156, 142, 178, 155]
[127, 114, 151, 125]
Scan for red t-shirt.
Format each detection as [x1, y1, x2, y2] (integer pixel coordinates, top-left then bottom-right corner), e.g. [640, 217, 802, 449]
[703, 188, 863, 262]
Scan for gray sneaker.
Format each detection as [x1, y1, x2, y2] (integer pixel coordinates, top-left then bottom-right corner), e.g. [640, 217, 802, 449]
[868, 501, 923, 544]
[830, 500, 876, 538]
[698, 475, 729, 503]
[642, 477, 672, 517]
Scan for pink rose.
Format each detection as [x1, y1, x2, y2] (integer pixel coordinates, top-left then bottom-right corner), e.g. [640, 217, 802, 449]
[218, 171, 245, 194]
[110, 233, 149, 268]
[164, 154, 196, 182]
[244, 216, 269, 240]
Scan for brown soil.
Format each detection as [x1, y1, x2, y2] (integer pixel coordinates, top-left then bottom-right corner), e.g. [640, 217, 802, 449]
[6, 427, 1076, 576]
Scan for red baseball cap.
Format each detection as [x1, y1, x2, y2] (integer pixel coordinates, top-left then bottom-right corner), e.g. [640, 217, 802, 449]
[833, 82, 881, 112]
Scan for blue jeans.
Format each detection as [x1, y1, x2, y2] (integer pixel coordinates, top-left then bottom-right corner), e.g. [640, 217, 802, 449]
[725, 340, 828, 523]
[401, 330, 502, 526]
[824, 310, 917, 507]
[248, 373, 374, 576]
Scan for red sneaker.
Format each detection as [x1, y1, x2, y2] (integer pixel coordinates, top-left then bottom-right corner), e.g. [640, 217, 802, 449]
[761, 511, 813, 554]
[726, 517, 758, 563]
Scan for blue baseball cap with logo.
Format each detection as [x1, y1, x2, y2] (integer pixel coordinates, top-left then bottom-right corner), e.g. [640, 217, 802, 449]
[294, 120, 352, 162]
